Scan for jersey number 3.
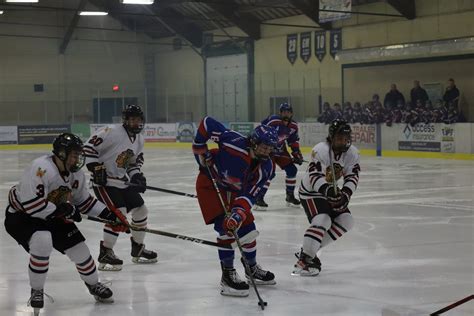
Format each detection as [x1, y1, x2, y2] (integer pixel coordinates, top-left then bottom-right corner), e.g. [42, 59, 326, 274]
[36, 184, 45, 197]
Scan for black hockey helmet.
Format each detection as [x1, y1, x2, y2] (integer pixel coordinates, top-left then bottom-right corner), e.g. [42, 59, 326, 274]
[327, 119, 352, 152]
[122, 104, 145, 134]
[53, 133, 85, 172]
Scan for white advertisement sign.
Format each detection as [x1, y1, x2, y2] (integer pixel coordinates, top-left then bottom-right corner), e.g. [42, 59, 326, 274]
[0, 126, 18, 144]
[143, 123, 177, 142]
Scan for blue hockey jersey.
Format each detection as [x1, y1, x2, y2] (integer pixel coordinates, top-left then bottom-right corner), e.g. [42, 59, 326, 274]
[261, 115, 300, 153]
[193, 116, 275, 214]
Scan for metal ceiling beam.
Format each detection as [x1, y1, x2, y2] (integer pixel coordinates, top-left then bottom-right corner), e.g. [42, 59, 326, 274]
[289, 0, 331, 30]
[88, 0, 152, 36]
[59, 0, 87, 54]
[386, 0, 415, 19]
[148, 3, 204, 47]
[206, 0, 261, 40]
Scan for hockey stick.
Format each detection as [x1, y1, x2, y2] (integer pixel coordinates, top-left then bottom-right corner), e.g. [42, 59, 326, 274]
[328, 147, 339, 195]
[430, 294, 473, 315]
[205, 165, 268, 310]
[125, 182, 198, 198]
[82, 215, 232, 249]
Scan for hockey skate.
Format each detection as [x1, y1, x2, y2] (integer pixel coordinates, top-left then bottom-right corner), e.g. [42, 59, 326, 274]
[220, 263, 249, 297]
[241, 258, 276, 285]
[98, 241, 123, 271]
[253, 198, 268, 211]
[85, 282, 114, 303]
[292, 251, 321, 276]
[28, 289, 54, 316]
[130, 237, 158, 264]
[286, 192, 301, 208]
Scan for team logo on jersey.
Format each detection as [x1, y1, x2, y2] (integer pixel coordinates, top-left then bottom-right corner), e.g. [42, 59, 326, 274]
[326, 163, 343, 182]
[221, 170, 242, 190]
[47, 186, 72, 205]
[116, 149, 134, 169]
[36, 167, 47, 178]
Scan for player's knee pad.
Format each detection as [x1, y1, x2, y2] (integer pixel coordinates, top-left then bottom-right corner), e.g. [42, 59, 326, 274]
[311, 214, 332, 231]
[131, 204, 148, 222]
[334, 213, 354, 232]
[64, 242, 91, 263]
[284, 164, 298, 178]
[29, 231, 53, 256]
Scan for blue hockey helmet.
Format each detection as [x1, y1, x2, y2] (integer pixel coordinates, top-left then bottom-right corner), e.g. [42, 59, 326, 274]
[251, 125, 278, 148]
[279, 103, 293, 113]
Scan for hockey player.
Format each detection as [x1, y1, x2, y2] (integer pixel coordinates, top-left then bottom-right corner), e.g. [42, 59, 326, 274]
[256, 103, 303, 209]
[193, 116, 277, 297]
[293, 119, 360, 276]
[84, 104, 157, 271]
[4, 133, 125, 314]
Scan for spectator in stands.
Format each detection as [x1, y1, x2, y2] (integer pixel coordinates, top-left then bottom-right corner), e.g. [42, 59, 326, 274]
[410, 80, 429, 105]
[352, 102, 363, 123]
[371, 94, 382, 108]
[362, 103, 374, 124]
[333, 103, 343, 120]
[317, 102, 333, 124]
[384, 84, 405, 109]
[342, 102, 354, 123]
[442, 78, 460, 107]
[373, 103, 386, 124]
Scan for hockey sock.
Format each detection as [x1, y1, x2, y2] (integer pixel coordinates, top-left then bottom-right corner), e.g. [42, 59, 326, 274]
[320, 213, 354, 249]
[102, 207, 127, 249]
[28, 231, 53, 290]
[131, 205, 148, 244]
[65, 242, 98, 285]
[302, 214, 331, 258]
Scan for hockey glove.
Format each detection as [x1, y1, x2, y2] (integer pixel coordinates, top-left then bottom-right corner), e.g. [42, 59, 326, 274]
[327, 187, 351, 212]
[198, 151, 213, 168]
[98, 209, 130, 233]
[51, 202, 82, 223]
[291, 150, 304, 165]
[223, 208, 247, 235]
[130, 173, 147, 193]
[88, 163, 107, 186]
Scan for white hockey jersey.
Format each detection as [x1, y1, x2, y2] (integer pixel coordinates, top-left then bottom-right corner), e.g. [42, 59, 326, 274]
[299, 142, 360, 197]
[83, 125, 144, 189]
[7, 155, 106, 220]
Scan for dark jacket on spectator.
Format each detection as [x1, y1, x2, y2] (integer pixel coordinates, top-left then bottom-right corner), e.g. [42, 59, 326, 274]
[410, 87, 429, 105]
[443, 86, 460, 105]
[384, 90, 405, 109]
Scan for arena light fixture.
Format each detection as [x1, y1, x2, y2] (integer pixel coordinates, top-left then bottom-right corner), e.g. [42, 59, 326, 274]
[121, 0, 154, 4]
[0, 11, 3, 15]
[79, 11, 108, 16]
[5, 0, 39, 3]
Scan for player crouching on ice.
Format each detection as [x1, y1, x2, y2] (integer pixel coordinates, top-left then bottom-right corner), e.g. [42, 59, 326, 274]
[4, 133, 128, 314]
[193, 116, 278, 297]
[293, 119, 360, 276]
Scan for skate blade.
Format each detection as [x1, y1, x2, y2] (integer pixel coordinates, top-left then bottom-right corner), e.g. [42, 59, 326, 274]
[98, 263, 122, 271]
[94, 296, 114, 304]
[253, 205, 267, 211]
[286, 202, 301, 208]
[291, 268, 320, 277]
[131, 257, 158, 264]
[220, 288, 249, 297]
[246, 277, 276, 285]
